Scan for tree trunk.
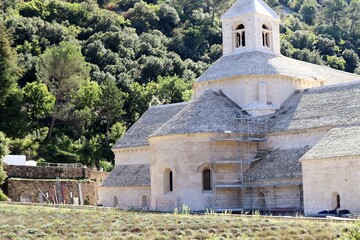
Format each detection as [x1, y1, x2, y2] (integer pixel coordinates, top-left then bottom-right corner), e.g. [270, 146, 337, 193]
[105, 122, 109, 146]
[48, 96, 60, 140]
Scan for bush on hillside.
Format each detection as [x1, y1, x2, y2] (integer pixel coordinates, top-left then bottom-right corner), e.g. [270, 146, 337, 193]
[0, 190, 9, 201]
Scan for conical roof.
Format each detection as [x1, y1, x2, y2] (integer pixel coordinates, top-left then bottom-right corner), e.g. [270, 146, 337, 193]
[196, 51, 360, 84]
[221, 0, 279, 20]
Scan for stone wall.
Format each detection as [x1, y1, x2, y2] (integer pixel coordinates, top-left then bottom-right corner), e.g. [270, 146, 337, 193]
[244, 185, 303, 211]
[6, 179, 99, 205]
[302, 157, 360, 216]
[4, 165, 108, 182]
[113, 147, 150, 165]
[194, 75, 320, 116]
[2, 165, 108, 205]
[98, 186, 151, 209]
[85, 169, 109, 183]
[148, 133, 258, 211]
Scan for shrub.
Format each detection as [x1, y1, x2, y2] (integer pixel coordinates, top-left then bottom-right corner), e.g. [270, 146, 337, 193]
[341, 221, 360, 240]
[0, 190, 8, 201]
[99, 160, 114, 172]
[174, 204, 191, 215]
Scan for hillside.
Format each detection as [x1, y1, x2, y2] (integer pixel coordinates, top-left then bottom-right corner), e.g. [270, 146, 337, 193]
[0, 0, 359, 168]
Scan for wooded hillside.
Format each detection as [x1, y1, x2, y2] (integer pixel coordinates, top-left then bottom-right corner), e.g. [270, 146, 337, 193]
[0, 0, 359, 169]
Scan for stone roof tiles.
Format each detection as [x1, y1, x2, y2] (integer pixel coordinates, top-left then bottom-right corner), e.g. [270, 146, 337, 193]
[196, 51, 360, 84]
[300, 126, 360, 161]
[221, 0, 279, 20]
[112, 102, 187, 149]
[150, 90, 266, 137]
[268, 82, 360, 132]
[245, 147, 310, 182]
[115, 81, 360, 148]
[101, 164, 150, 187]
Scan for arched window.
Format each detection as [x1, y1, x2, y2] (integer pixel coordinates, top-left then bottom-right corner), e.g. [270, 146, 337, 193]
[169, 171, 173, 192]
[235, 24, 246, 48]
[163, 168, 173, 193]
[262, 24, 271, 48]
[202, 169, 212, 191]
[332, 192, 340, 209]
[113, 195, 118, 208]
[141, 195, 148, 208]
[258, 192, 266, 209]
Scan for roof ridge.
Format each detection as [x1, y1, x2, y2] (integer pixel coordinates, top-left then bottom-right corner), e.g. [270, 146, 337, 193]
[306, 80, 360, 92]
[281, 55, 360, 78]
[221, 0, 279, 20]
[149, 102, 189, 109]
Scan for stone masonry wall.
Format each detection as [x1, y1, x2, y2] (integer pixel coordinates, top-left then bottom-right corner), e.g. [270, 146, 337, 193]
[4, 165, 108, 181]
[6, 179, 99, 205]
[3, 165, 108, 205]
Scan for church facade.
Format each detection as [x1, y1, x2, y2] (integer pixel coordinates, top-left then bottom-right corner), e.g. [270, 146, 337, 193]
[98, 0, 360, 216]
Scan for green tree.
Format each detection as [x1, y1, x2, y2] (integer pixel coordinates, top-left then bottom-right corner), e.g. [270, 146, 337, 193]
[128, 81, 159, 123]
[36, 42, 90, 139]
[72, 79, 102, 130]
[98, 78, 127, 146]
[204, 0, 232, 25]
[316, 36, 336, 56]
[9, 128, 48, 160]
[323, 0, 348, 27]
[17, 0, 50, 19]
[342, 49, 360, 73]
[289, 30, 317, 50]
[157, 75, 192, 103]
[109, 122, 127, 144]
[79, 135, 102, 168]
[157, 4, 180, 34]
[0, 22, 20, 109]
[23, 82, 55, 120]
[126, 1, 159, 34]
[299, 0, 317, 25]
[0, 132, 8, 186]
[326, 55, 346, 70]
[349, 0, 360, 38]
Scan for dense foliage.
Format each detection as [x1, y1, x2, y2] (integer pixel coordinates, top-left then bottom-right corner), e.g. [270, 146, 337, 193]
[0, 0, 359, 168]
[0, 132, 8, 186]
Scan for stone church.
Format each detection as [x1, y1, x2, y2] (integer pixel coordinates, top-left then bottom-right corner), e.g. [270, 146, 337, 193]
[98, 0, 360, 216]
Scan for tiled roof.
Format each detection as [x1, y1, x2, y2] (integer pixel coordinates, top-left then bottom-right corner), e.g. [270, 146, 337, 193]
[268, 82, 360, 132]
[196, 51, 359, 84]
[221, 0, 279, 20]
[112, 102, 187, 149]
[101, 164, 150, 187]
[300, 126, 360, 161]
[245, 147, 310, 182]
[150, 90, 267, 137]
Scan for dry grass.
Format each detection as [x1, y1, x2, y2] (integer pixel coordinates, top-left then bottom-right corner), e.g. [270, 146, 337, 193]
[0, 204, 354, 239]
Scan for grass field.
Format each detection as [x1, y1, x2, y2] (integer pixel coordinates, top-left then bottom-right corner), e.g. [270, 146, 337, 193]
[0, 204, 356, 240]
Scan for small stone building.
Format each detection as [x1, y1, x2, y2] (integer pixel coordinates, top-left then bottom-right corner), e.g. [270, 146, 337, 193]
[98, 0, 360, 215]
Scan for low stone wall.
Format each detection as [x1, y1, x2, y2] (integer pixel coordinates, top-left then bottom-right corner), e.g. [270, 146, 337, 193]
[2, 165, 109, 205]
[85, 169, 109, 183]
[4, 165, 108, 182]
[6, 178, 99, 205]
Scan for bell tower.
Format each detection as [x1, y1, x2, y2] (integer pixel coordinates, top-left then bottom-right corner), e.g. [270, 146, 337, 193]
[221, 0, 281, 55]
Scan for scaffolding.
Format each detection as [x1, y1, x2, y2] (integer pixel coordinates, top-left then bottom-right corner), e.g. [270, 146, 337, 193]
[210, 116, 268, 212]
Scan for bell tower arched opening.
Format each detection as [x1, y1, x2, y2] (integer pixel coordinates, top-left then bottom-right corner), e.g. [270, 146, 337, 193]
[235, 24, 246, 48]
[262, 24, 271, 48]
